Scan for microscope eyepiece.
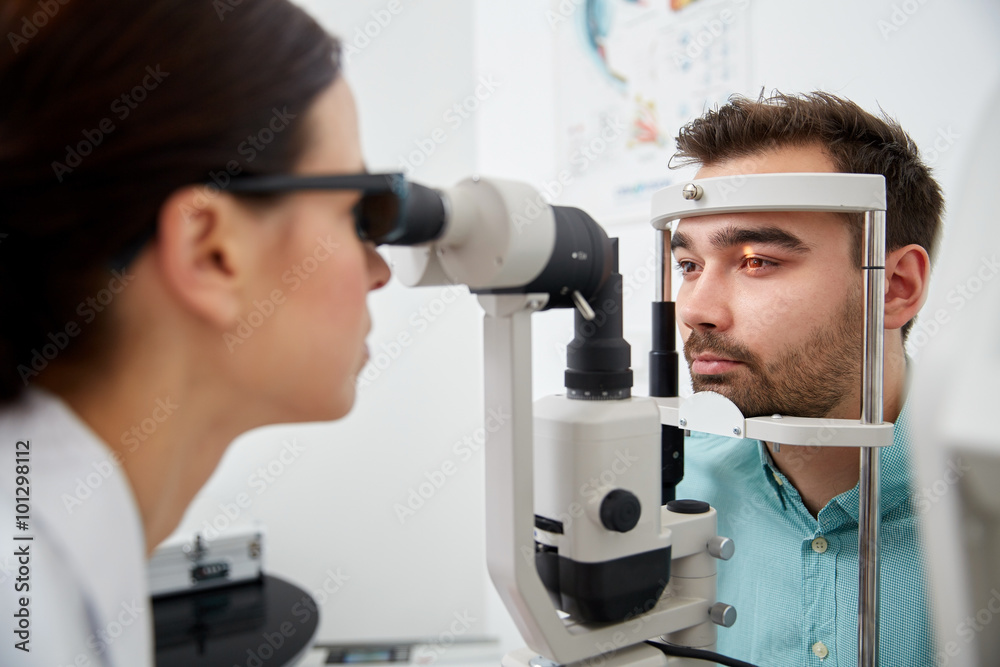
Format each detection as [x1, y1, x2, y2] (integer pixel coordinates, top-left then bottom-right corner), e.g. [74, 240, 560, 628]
[356, 181, 447, 246]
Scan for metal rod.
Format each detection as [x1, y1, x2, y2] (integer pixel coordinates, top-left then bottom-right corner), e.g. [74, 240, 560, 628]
[858, 209, 885, 667]
[656, 229, 669, 302]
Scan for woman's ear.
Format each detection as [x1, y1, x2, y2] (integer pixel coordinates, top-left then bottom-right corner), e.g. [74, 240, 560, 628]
[884, 243, 931, 331]
[154, 186, 251, 330]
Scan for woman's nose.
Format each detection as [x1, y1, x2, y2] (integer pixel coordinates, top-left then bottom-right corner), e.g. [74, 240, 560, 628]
[367, 244, 391, 291]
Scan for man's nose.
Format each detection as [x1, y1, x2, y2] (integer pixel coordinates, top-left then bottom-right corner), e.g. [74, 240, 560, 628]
[677, 269, 733, 334]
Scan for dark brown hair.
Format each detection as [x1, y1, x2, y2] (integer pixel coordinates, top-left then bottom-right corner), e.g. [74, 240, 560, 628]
[671, 91, 945, 340]
[0, 0, 341, 401]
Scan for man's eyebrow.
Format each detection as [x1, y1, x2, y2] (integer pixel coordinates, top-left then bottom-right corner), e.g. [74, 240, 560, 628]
[670, 230, 693, 253]
[709, 225, 812, 254]
[670, 225, 812, 255]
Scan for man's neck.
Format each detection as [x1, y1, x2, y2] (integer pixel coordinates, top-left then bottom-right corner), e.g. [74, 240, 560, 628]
[765, 345, 907, 517]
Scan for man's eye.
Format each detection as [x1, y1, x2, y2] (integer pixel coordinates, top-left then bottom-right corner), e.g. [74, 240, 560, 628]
[742, 256, 777, 273]
[675, 261, 699, 275]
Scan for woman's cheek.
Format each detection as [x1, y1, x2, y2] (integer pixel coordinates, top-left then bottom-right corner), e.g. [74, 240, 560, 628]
[327, 252, 370, 318]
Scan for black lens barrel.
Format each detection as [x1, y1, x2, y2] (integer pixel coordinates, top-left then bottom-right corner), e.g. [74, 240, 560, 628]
[511, 205, 612, 308]
[371, 182, 447, 246]
[564, 239, 633, 400]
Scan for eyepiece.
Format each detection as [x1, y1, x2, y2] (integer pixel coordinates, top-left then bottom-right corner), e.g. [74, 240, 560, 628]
[357, 181, 447, 246]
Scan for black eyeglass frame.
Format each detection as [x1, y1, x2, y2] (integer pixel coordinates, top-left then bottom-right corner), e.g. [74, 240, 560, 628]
[216, 172, 409, 244]
[108, 172, 409, 272]
[218, 172, 406, 199]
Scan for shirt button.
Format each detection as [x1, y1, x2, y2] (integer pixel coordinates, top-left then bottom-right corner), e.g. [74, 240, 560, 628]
[812, 641, 829, 659]
[811, 537, 829, 553]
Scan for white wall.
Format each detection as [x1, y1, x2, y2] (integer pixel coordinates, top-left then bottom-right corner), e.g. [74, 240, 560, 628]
[169, 0, 1000, 655]
[171, 0, 492, 646]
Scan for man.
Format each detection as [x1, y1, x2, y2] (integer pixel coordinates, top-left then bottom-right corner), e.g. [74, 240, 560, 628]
[671, 92, 942, 666]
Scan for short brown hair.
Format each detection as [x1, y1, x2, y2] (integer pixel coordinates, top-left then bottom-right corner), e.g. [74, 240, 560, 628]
[671, 91, 944, 340]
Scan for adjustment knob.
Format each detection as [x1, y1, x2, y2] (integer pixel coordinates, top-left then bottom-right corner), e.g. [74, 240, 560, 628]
[710, 602, 737, 628]
[599, 490, 641, 532]
[708, 536, 735, 561]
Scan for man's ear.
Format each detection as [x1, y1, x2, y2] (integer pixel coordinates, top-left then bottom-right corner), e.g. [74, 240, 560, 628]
[154, 186, 251, 330]
[884, 243, 931, 331]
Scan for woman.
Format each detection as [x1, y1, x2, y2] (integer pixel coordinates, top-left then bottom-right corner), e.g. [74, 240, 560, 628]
[0, 0, 389, 664]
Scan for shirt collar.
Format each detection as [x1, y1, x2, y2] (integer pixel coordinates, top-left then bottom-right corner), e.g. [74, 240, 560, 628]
[753, 395, 916, 525]
[830, 396, 915, 521]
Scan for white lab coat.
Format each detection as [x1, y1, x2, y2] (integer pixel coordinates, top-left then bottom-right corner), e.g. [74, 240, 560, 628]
[0, 388, 152, 666]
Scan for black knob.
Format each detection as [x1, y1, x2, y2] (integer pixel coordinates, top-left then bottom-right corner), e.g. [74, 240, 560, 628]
[600, 489, 641, 532]
[666, 499, 711, 515]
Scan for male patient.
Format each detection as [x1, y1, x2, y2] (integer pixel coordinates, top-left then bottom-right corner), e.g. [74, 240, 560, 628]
[670, 92, 942, 665]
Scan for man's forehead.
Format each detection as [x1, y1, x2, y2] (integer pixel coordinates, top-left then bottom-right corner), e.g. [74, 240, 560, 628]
[694, 143, 837, 179]
[675, 210, 823, 235]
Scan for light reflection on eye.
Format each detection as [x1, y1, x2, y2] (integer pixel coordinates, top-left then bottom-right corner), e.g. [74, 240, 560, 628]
[742, 256, 777, 273]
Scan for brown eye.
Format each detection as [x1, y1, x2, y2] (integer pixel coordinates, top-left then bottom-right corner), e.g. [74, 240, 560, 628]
[742, 256, 777, 273]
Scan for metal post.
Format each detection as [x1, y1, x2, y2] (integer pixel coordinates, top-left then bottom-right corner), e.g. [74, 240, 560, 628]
[656, 229, 669, 302]
[858, 210, 885, 667]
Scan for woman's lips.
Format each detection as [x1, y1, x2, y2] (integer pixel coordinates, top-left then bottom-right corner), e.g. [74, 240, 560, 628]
[691, 356, 744, 375]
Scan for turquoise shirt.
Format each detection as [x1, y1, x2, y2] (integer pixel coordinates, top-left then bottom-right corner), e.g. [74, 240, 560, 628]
[676, 401, 934, 666]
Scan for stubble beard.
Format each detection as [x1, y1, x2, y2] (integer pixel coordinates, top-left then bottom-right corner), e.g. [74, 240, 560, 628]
[683, 286, 864, 419]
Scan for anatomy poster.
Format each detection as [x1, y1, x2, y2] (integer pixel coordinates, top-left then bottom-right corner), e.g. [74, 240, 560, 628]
[550, 0, 751, 223]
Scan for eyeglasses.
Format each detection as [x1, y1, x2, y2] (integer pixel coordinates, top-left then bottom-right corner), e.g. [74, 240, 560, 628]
[110, 171, 442, 271]
[217, 172, 411, 244]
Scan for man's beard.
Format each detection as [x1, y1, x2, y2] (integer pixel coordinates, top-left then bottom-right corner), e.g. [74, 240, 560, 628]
[682, 287, 864, 419]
